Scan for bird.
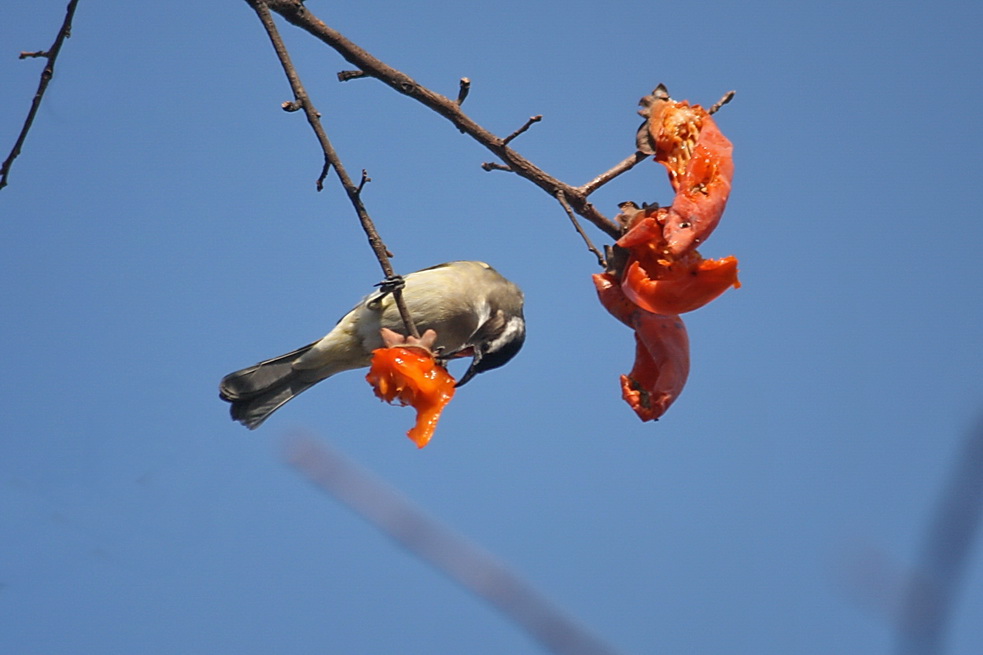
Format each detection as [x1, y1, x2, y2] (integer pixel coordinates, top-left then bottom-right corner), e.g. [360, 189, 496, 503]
[219, 260, 525, 429]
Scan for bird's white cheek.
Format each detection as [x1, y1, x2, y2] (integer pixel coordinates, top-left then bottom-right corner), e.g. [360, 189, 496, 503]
[486, 316, 525, 354]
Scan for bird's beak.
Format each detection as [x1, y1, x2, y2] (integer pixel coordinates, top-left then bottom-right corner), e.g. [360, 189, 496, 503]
[455, 352, 482, 387]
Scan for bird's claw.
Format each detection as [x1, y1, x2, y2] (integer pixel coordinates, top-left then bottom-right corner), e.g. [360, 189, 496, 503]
[375, 274, 405, 297]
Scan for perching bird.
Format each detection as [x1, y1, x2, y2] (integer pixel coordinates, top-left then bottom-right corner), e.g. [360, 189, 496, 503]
[219, 260, 525, 429]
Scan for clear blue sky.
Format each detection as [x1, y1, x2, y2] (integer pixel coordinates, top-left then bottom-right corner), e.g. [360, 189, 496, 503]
[2, 1, 982, 653]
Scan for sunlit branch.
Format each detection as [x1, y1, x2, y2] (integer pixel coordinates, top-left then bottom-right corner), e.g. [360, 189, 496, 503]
[257, 0, 622, 242]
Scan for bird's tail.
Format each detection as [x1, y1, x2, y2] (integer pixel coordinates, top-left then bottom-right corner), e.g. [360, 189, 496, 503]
[219, 342, 322, 429]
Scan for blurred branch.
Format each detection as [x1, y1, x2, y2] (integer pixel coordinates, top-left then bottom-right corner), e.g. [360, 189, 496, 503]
[896, 414, 983, 655]
[285, 435, 624, 655]
[254, 0, 623, 243]
[1, 0, 80, 192]
[247, 1, 419, 338]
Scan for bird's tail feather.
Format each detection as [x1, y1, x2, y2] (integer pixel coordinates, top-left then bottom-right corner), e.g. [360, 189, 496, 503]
[220, 342, 321, 429]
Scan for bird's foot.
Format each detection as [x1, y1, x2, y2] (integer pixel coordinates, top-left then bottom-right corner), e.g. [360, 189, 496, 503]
[379, 327, 439, 354]
[375, 274, 405, 297]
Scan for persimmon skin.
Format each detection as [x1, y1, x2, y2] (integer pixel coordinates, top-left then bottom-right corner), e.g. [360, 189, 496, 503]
[592, 271, 636, 327]
[366, 347, 456, 448]
[615, 215, 740, 316]
[616, 211, 667, 250]
[662, 116, 734, 256]
[592, 272, 690, 421]
[622, 312, 690, 421]
[596, 86, 738, 422]
[621, 254, 740, 316]
[643, 97, 734, 257]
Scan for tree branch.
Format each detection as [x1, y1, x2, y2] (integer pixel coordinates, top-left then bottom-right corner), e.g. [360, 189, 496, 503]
[259, 0, 622, 242]
[1, 0, 80, 192]
[248, 0, 419, 338]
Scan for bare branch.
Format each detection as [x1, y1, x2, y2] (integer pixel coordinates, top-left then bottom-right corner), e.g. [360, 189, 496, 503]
[502, 115, 542, 146]
[248, 0, 420, 338]
[259, 0, 621, 241]
[1, 0, 80, 192]
[708, 90, 736, 115]
[557, 192, 606, 268]
[286, 435, 625, 655]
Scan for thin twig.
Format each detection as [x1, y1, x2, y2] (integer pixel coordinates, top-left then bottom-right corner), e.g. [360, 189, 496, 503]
[456, 77, 471, 105]
[1, 0, 80, 191]
[285, 435, 625, 655]
[356, 169, 371, 195]
[557, 192, 606, 268]
[337, 69, 368, 82]
[502, 115, 542, 146]
[708, 90, 735, 115]
[577, 151, 649, 196]
[316, 161, 331, 191]
[259, 0, 621, 241]
[481, 162, 513, 173]
[249, 0, 420, 338]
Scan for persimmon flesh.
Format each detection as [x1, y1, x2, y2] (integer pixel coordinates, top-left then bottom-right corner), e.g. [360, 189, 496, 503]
[366, 347, 456, 448]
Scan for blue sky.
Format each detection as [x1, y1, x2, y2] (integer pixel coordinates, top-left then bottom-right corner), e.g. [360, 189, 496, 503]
[2, 1, 982, 653]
